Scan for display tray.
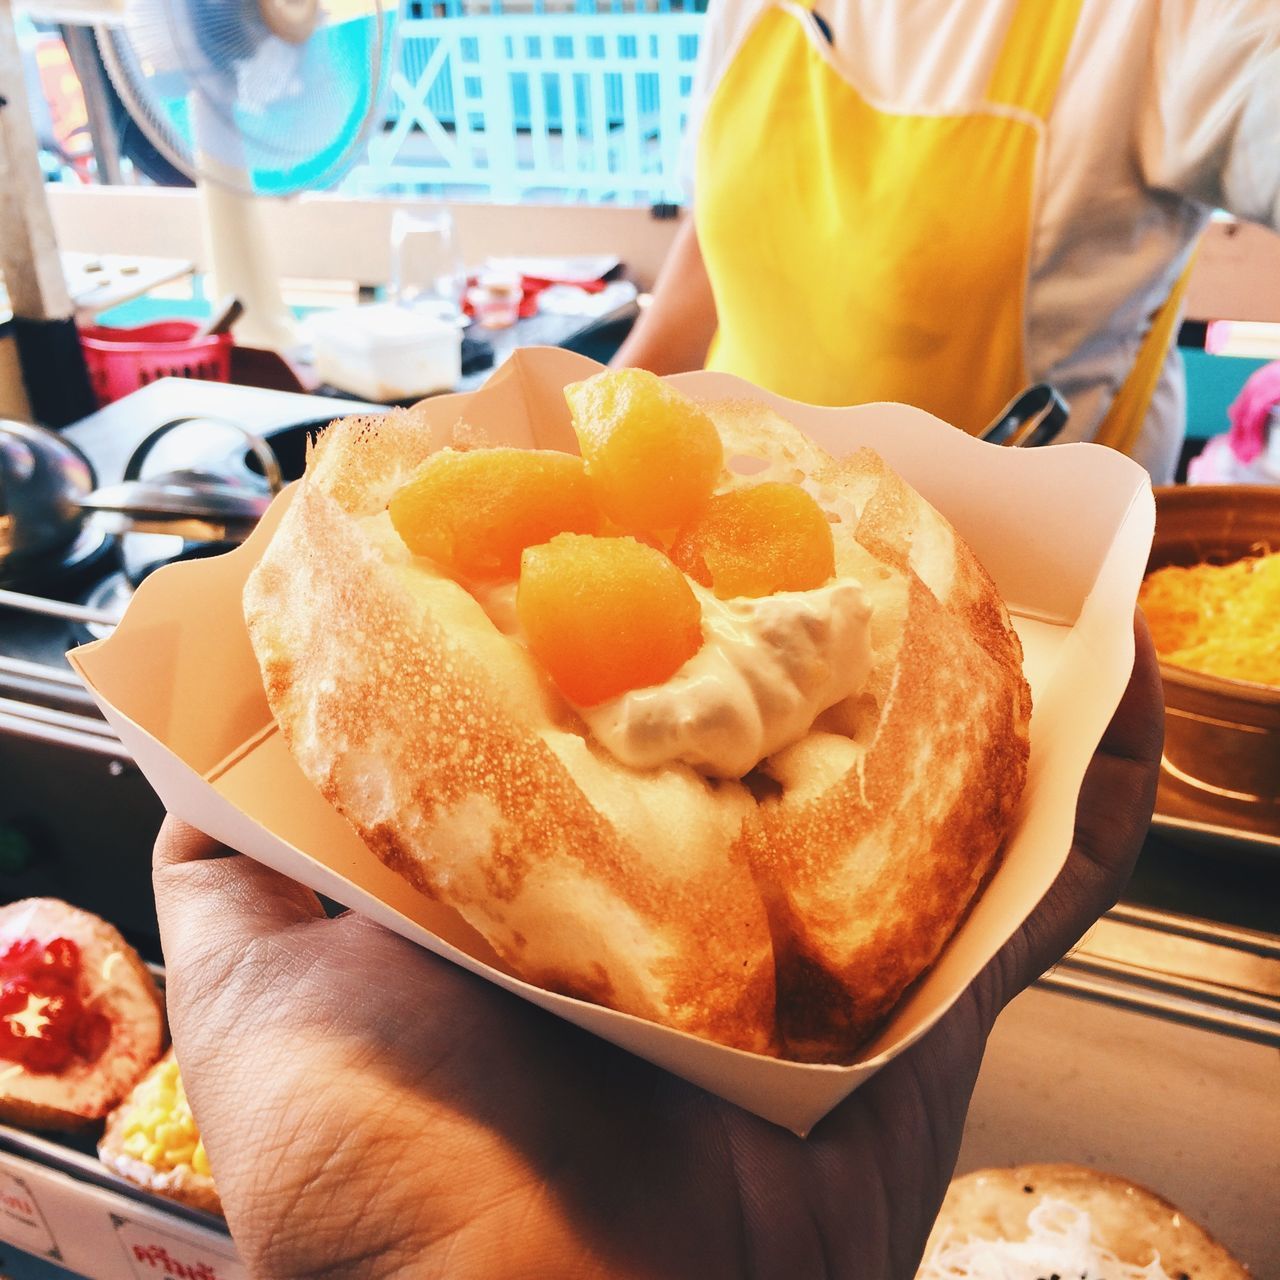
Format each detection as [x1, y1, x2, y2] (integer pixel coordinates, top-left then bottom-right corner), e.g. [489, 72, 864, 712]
[1153, 765, 1280, 861]
[0, 1126, 240, 1280]
[0, 908, 1273, 1278]
[0, 965, 237, 1280]
[0, 1120, 226, 1237]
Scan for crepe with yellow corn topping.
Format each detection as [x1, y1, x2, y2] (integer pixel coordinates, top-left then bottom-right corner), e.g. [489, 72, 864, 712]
[99, 1049, 220, 1216]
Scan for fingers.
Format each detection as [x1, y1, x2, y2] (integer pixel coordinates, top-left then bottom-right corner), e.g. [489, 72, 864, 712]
[995, 613, 1164, 1000]
[1068, 613, 1164, 874]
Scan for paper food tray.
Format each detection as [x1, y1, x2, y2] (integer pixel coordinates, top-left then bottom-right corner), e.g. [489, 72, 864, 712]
[69, 348, 1155, 1135]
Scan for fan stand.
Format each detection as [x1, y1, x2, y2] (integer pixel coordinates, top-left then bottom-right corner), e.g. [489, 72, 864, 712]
[199, 179, 297, 353]
[91, 0, 386, 358]
[193, 95, 296, 353]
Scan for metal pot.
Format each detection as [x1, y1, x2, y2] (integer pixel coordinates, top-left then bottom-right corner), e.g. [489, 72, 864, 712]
[0, 416, 283, 583]
[1147, 485, 1280, 822]
[0, 420, 97, 575]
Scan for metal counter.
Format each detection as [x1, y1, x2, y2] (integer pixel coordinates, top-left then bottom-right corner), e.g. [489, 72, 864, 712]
[962, 981, 1279, 1274]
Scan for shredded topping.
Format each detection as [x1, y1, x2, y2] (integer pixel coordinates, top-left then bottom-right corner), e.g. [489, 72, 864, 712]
[1139, 548, 1280, 686]
[917, 1197, 1175, 1280]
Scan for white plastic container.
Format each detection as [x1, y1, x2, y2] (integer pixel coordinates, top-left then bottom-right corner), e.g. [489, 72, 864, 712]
[308, 304, 462, 402]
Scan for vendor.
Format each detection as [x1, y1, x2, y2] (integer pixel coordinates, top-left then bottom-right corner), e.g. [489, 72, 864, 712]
[614, 0, 1280, 482]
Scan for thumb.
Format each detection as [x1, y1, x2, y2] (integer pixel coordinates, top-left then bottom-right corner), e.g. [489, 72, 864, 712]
[153, 815, 325, 1039]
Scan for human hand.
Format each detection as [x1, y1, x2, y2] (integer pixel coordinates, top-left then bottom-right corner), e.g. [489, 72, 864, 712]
[154, 618, 1163, 1280]
[1227, 359, 1280, 465]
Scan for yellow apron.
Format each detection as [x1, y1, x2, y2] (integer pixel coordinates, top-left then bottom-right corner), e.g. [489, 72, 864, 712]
[694, 0, 1190, 449]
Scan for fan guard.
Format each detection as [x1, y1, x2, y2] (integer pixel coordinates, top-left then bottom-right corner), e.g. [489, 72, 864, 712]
[97, 0, 386, 196]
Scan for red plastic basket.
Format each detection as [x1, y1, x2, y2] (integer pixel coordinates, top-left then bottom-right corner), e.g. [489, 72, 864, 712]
[79, 321, 233, 407]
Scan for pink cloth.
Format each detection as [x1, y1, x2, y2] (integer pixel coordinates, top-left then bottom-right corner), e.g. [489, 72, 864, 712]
[1227, 360, 1280, 465]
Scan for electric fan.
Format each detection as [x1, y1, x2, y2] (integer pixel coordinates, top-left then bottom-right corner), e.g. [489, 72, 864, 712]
[95, 0, 389, 348]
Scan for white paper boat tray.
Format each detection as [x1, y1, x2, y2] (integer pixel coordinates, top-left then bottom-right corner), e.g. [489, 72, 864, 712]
[69, 348, 1155, 1135]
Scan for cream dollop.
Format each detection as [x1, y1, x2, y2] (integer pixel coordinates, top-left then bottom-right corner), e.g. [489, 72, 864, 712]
[578, 581, 872, 777]
[471, 575, 874, 778]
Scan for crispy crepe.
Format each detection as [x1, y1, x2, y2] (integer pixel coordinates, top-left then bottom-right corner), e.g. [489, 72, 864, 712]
[243, 396, 1029, 1062]
[709, 403, 1031, 1058]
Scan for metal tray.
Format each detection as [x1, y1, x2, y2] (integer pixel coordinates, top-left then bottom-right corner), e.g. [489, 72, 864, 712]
[0, 1122, 227, 1238]
[1153, 765, 1280, 862]
[0, 963, 227, 1239]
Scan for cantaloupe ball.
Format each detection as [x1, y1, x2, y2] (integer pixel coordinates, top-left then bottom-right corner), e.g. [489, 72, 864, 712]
[565, 368, 723, 537]
[389, 447, 600, 580]
[669, 482, 835, 598]
[517, 533, 703, 705]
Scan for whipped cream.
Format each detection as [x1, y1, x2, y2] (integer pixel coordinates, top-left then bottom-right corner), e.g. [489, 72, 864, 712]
[579, 581, 872, 777]
[474, 575, 873, 778]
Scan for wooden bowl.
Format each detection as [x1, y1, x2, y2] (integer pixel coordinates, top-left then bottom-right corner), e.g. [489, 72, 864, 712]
[1147, 486, 1280, 825]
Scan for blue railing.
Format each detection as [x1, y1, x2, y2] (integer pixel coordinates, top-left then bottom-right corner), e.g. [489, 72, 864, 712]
[343, 6, 704, 203]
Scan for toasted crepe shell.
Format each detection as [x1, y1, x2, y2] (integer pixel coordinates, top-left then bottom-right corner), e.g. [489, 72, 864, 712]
[752, 572, 1028, 1059]
[244, 398, 1030, 1062]
[245, 410, 777, 1054]
[0, 899, 165, 1131]
[926, 1163, 1251, 1277]
[709, 409, 1031, 1060]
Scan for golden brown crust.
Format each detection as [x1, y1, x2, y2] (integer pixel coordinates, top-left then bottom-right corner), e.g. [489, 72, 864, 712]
[926, 1163, 1251, 1277]
[245, 397, 1030, 1062]
[755, 577, 1028, 1058]
[246, 412, 778, 1054]
[709, 414, 1030, 1060]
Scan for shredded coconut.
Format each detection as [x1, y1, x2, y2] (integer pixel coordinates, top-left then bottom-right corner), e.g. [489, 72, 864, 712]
[917, 1197, 1175, 1280]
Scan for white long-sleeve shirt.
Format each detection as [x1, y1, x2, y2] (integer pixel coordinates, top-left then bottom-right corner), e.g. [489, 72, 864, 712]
[682, 0, 1280, 480]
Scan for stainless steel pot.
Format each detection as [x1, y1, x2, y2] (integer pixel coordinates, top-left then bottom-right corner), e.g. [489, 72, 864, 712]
[1147, 484, 1280, 822]
[0, 419, 98, 573]
[0, 416, 283, 582]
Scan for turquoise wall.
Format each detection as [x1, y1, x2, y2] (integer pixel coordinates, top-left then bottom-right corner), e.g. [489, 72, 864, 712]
[1183, 349, 1271, 441]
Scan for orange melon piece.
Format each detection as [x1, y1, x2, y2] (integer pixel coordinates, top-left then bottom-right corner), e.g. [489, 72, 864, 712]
[565, 368, 723, 537]
[389, 447, 600, 580]
[517, 533, 703, 706]
[669, 482, 835, 598]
